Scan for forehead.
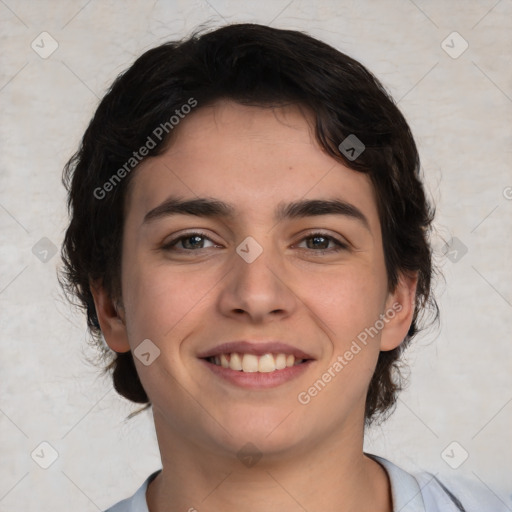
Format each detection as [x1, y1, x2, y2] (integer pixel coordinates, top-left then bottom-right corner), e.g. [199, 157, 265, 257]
[125, 101, 378, 227]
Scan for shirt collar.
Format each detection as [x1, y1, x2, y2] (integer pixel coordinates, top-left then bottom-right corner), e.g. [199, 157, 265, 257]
[367, 454, 426, 512]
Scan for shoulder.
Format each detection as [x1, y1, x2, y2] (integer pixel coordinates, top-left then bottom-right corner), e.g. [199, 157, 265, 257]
[103, 470, 161, 512]
[370, 454, 509, 512]
[415, 471, 510, 512]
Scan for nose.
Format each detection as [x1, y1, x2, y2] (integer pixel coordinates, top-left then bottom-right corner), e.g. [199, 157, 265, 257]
[216, 236, 298, 324]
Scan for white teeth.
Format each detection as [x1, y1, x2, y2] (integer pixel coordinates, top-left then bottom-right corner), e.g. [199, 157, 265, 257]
[258, 353, 276, 373]
[230, 353, 243, 371]
[242, 353, 259, 372]
[275, 353, 287, 370]
[210, 352, 305, 372]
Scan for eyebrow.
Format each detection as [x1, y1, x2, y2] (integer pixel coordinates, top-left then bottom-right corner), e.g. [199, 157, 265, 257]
[143, 196, 370, 230]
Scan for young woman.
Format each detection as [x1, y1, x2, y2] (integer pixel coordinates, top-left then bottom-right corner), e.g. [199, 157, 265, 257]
[61, 23, 503, 512]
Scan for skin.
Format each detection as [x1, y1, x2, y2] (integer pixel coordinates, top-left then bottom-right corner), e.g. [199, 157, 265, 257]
[92, 100, 417, 512]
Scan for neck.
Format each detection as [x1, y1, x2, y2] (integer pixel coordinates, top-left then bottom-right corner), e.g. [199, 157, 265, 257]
[146, 409, 392, 512]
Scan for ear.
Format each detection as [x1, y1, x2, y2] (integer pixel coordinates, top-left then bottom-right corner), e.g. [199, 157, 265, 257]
[90, 279, 131, 353]
[380, 271, 418, 351]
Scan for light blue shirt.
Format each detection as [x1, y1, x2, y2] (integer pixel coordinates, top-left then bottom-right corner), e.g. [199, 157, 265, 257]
[104, 455, 509, 511]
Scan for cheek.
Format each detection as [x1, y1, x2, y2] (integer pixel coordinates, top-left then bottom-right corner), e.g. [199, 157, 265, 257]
[302, 263, 388, 343]
[122, 261, 217, 344]
[119, 261, 218, 404]
[295, 271, 385, 413]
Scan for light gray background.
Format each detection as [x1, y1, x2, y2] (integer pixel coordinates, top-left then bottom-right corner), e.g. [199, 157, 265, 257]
[1, 1, 511, 510]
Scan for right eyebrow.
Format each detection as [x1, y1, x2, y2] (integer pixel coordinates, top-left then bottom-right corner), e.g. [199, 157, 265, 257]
[143, 196, 236, 224]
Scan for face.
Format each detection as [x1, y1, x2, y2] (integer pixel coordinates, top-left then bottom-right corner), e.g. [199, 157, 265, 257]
[94, 100, 415, 461]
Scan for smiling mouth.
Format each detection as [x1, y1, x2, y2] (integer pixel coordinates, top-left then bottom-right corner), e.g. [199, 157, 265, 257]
[205, 353, 307, 373]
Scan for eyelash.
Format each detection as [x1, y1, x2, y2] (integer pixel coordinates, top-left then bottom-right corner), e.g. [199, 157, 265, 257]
[162, 231, 349, 255]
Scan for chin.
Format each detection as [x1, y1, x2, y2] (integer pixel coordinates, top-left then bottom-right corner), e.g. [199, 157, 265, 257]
[209, 404, 308, 456]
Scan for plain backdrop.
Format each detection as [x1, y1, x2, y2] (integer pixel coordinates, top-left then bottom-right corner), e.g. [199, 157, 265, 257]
[0, 1, 511, 510]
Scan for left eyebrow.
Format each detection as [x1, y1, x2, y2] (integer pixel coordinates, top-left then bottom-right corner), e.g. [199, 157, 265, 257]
[143, 196, 370, 231]
[275, 198, 370, 231]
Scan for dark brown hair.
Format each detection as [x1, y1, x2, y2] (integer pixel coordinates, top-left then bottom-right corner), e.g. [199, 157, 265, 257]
[61, 23, 438, 425]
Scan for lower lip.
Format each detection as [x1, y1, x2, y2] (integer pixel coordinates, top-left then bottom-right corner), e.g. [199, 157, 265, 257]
[200, 359, 314, 389]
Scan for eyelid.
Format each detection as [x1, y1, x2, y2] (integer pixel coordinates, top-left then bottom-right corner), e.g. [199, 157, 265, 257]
[162, 230, 221, 250]
[293, 230, 350, 251]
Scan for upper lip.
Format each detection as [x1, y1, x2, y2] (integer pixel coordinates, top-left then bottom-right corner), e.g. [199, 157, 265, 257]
[197, 341, 315, 360]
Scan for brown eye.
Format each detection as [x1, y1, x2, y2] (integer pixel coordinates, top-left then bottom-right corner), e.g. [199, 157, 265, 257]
[296, 232, 348, 253]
